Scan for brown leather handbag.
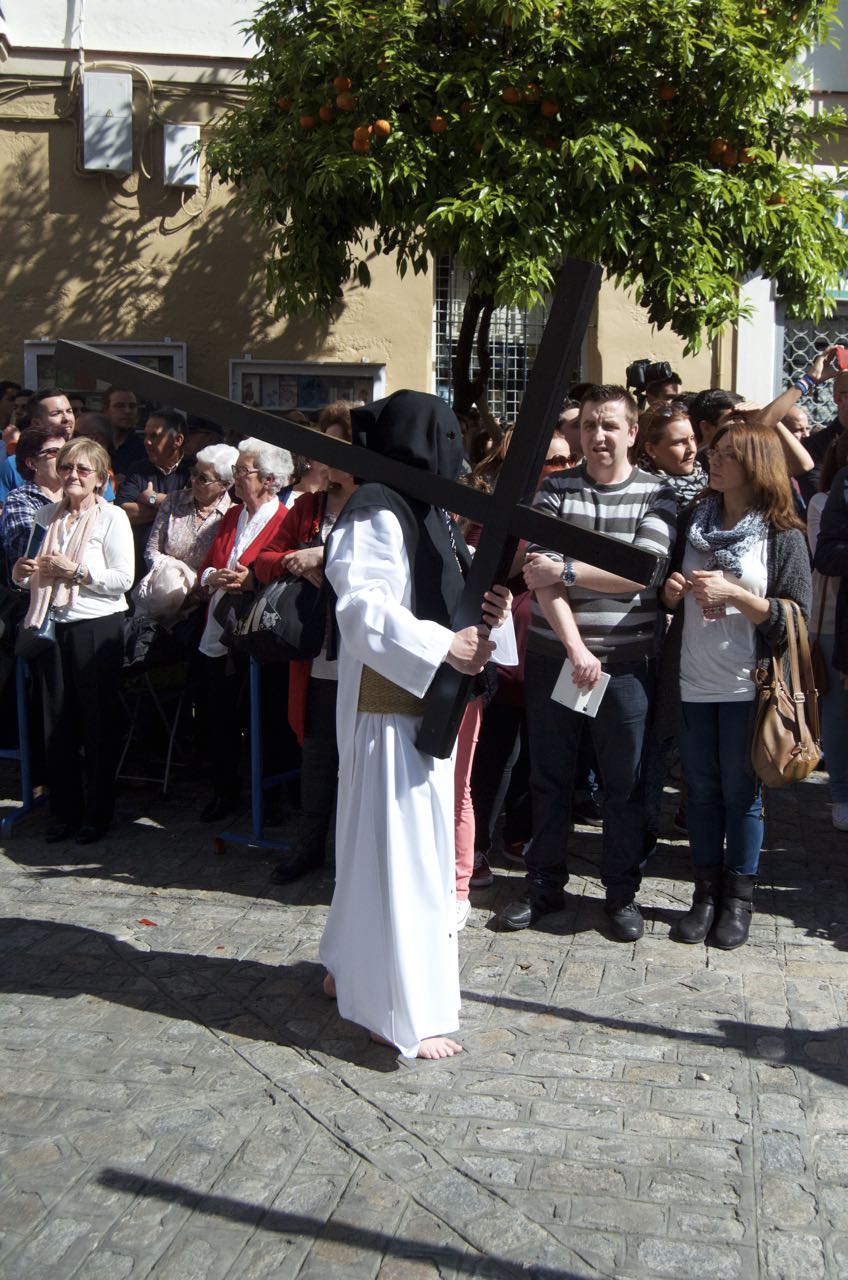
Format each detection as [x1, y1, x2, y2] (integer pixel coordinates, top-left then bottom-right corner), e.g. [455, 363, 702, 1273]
[750, 599, 821, 788]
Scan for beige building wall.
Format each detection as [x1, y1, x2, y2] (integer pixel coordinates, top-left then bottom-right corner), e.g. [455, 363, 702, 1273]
[0, 87, 432, 397]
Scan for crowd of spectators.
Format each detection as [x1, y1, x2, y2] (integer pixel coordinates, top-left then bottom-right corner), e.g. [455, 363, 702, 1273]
[1, 350, 847, 955]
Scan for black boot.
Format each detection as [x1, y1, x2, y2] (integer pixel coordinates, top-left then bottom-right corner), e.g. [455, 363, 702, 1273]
[675, 871, 721, 944]
[711, 870, 755, 950]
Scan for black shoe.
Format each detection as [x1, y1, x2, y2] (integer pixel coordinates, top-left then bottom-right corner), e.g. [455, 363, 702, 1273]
[200, 796, 239, 823]
[499, 892, 565, 931]
[45, 823, 77, 844]
[270, 848, 324, 884]
[572, 794, 603, 827]
[605, 901, 644, 942]
[76, 825, 109, 846]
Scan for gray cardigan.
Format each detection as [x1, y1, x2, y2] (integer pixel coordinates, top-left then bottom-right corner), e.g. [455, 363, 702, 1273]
[652, 512, 812, 740]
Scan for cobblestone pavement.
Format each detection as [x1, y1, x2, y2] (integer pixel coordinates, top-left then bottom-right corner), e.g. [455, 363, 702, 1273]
[1, 764, 847, 1280]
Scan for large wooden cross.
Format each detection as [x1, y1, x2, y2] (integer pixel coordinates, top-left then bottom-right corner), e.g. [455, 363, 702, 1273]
[55, 259, 661, 758]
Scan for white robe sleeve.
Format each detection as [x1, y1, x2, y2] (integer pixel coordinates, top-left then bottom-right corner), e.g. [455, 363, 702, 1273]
[326, 506, 457, 699]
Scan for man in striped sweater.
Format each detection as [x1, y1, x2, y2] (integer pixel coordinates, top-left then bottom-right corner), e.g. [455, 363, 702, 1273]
[499, 385, 677, 942]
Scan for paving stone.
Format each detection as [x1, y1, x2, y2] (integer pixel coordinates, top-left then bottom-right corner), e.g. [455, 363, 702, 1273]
[635, 1235, 745, 1278]
[763, 1229, 826, 1278]
[761, 1177, 818, 1227]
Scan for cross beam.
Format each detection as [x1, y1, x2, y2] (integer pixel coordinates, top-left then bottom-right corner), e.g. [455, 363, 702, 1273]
[55, 264, 661, 757]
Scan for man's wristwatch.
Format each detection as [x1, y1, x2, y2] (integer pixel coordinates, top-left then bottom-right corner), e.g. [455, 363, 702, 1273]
[73, 563, 86, 585]
[147, 493, 158, 506]
[561, 561, 576, 587]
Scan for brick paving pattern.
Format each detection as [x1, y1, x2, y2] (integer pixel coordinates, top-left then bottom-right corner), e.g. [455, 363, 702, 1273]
[0, 766, 846, 1278]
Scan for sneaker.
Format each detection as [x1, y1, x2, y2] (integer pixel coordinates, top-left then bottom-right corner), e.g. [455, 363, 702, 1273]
[469, 851, 494, 888]
[503, 839, 531, 866]
[456, 898, 471, 930]
[833, 803, 848, 832]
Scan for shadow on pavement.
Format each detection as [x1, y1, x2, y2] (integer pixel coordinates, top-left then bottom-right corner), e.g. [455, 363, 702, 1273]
[97, 1167, 592, 1280]
[0, 916, 396, 1072]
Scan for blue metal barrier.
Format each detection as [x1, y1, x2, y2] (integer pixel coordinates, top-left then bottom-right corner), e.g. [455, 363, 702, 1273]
[0, 659, 44, 837]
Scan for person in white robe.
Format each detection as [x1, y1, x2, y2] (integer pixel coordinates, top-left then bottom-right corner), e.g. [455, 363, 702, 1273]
[319, 391, 513, 1060]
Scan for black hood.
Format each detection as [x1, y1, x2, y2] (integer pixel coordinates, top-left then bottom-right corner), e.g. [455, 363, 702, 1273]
[350, 390, 464, 483]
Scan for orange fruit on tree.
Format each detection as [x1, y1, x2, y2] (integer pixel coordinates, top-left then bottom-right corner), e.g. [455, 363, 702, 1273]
[472, 140, 482, 153]
[658, 84, 677, 101]
[739, 147, 754, 164]
[460, 100, 474, 115]
[721, 147, 738, 167]
[708, 138, 729, 162]
[502, 86, 521, 104]
[353, 124, 373, 141]
[540, 100, 560, 118]
[373, 119, 392, 137]
[333, 76, 353, 92]
[767, 193, 786, 205]
[543, 137, 559, 150]
[336, 92, 358, 111]
[352, 137, 371, 154]
[318, 104, 335, 123]
[299, 115, 317, 130]
[430, 115, 448, 133]
[524, 83, 541, 103]
[276, 95, 291, 110]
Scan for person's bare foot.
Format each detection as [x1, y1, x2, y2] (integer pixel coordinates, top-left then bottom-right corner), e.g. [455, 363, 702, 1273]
[417, 1036, 462, 1059]
[322, 972, 336, 999]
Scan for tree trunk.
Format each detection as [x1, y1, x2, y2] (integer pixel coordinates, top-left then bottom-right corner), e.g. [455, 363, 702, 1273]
[451, 290, 496, 431]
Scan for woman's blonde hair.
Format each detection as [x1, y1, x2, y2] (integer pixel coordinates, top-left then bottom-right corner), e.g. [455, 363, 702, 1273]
[57, 437, 111, 494]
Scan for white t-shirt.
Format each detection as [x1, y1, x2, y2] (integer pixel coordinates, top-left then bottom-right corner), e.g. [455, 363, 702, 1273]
[30, 501, 134, 622]
[679, 536, 768, 703]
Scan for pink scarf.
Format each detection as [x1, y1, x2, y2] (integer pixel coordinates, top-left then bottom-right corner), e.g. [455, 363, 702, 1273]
[24, 496, 106, 628]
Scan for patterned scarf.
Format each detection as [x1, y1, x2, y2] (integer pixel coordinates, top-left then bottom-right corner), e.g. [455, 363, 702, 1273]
[687, 494, 767, 578]
[639, 457, 708, 511]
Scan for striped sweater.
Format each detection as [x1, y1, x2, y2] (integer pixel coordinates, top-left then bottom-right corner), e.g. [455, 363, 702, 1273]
[527, 462, 677, 662]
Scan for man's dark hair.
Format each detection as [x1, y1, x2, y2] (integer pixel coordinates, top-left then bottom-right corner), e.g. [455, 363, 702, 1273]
[103, 385, 138, 408]
[0, 380, 22, 397]
[15, 424, 62, 478]
[29, 387, 71, 418]
[578, 383, 639, 426]
[646, 373, 682, 397]
[689, 388, 743, 429]
[559, 396, 580, 413]
[146, 408, 186, 437]
[19, 388, 34, 399]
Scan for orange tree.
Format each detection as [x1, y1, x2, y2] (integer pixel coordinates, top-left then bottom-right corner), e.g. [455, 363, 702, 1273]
[207, 0, 848, 413]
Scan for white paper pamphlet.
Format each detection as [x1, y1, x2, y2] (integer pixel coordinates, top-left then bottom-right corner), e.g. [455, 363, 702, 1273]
[551, 657, 610, 718]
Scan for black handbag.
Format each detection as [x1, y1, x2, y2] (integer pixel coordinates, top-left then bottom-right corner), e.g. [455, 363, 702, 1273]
[228, 576, 328, 663]
[14, 608, 56, 661]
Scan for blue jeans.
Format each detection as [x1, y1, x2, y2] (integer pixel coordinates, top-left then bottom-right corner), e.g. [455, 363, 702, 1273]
[679, 701, 763, 875]
[524, 651, 653, 908]
[813, 633, 848, 804]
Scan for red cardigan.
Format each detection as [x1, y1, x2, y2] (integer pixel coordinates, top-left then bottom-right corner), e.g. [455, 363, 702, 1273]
[200, 500, 290, 576]
[253, 491, 325, 585]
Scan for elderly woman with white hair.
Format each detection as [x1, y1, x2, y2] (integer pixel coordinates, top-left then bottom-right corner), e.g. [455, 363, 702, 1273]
[196, 437, 296, 822]
[144, 443, 238, 577]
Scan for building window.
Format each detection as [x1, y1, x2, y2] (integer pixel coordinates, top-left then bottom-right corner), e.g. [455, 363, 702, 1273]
[779, 306, 848, 429]
[433, 255, 571, 422]
[23, 340, 186, 400]
[229, 360, 385, 415]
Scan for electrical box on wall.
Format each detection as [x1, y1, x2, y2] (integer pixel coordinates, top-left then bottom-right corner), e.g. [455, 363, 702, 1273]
[163, 123, 201, 188]
[82, 72, 133, 173]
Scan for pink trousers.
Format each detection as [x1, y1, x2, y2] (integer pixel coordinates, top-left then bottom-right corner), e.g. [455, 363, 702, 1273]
[455, 696, 483, 901]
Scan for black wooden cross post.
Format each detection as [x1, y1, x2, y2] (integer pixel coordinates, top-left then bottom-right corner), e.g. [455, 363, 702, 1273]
[55, 259, 661, 758]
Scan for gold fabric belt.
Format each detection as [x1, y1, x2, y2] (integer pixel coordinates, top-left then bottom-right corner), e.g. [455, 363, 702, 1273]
[357, 665, 426, 716]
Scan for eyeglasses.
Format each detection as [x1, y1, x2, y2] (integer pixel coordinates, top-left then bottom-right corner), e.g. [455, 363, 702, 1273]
[706, 448, 738, 463]
[37, 448, 62, 459]
[190, 469, 219, 482]
[233, 465, 260, 478]
[543, 455, 571, 469]
[58, 462, 94, 477]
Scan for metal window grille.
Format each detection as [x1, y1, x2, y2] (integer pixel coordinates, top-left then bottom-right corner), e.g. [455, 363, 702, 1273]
[780, 307, 848, 429]
[433, 256, 570, 422]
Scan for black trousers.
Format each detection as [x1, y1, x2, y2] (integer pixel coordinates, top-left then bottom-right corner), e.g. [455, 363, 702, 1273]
[36, 613, 125, 829]
[297, 676, 339, 858]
